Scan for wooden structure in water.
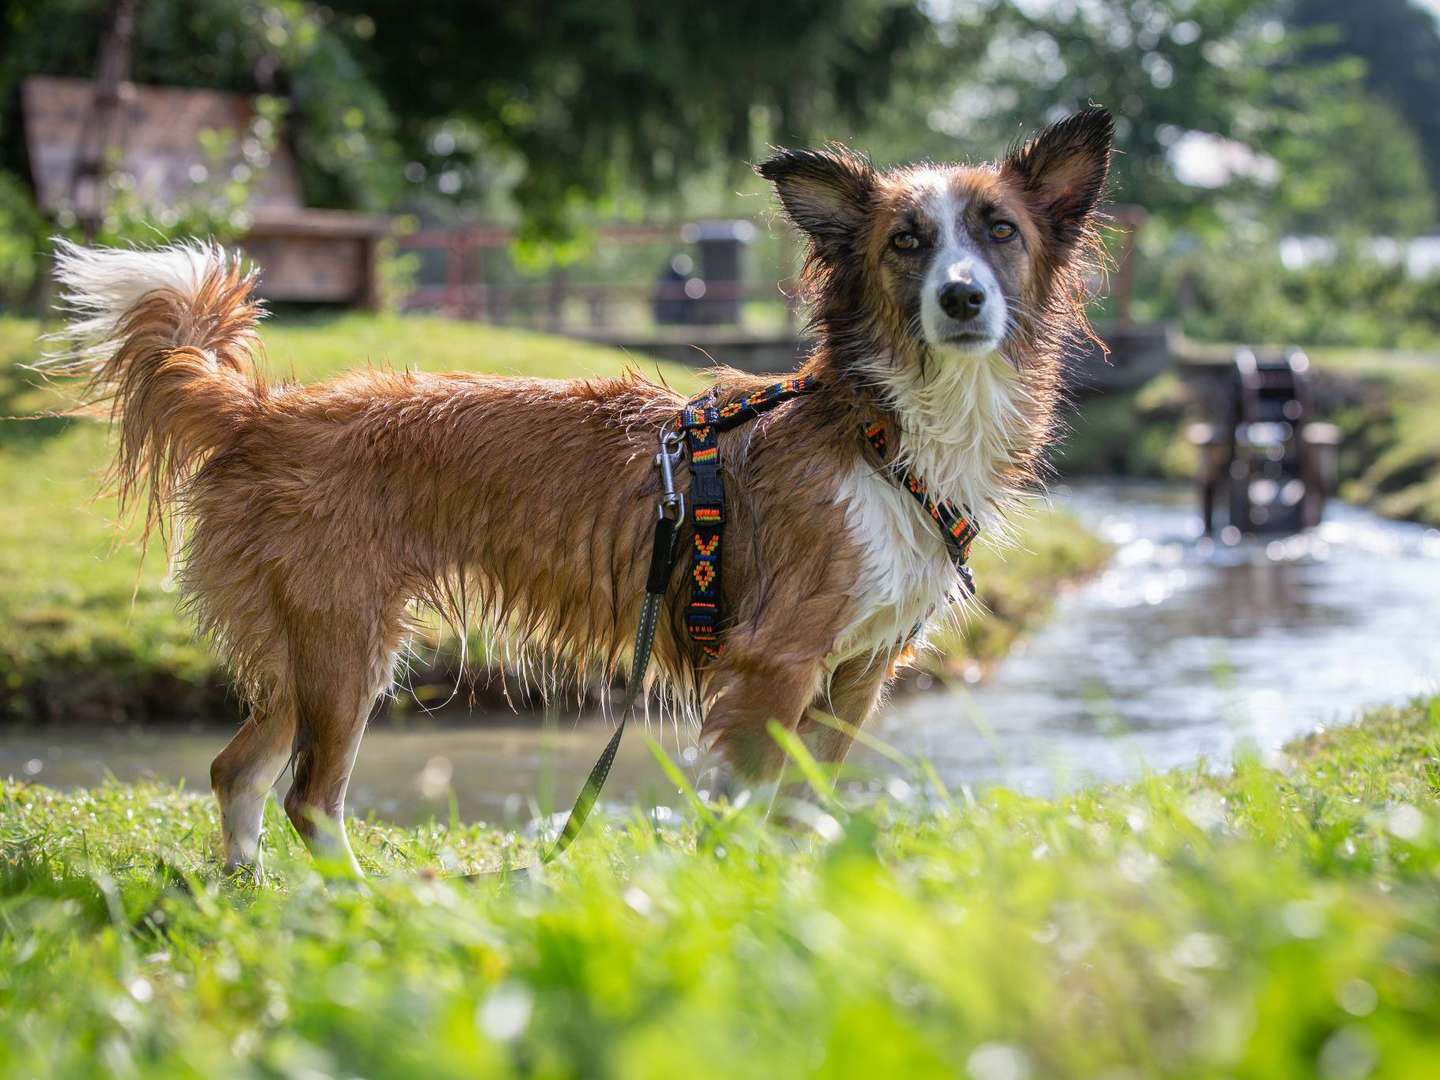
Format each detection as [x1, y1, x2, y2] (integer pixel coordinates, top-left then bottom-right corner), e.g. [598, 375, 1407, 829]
[20, 75, 388, 307]
[1188, 348, 1341, 535]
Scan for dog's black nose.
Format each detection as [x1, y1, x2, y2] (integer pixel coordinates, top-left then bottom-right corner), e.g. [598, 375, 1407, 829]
[938, 280, 986, 321]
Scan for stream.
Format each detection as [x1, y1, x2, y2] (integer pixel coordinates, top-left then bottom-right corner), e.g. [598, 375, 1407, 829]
[5, 483, 1440, 825]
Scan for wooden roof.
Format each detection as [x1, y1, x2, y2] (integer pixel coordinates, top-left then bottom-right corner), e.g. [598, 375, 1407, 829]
[22, 75, 305, 216]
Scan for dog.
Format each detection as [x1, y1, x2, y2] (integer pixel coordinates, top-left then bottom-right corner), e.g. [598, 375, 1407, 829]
[49, 108, 1112, 875]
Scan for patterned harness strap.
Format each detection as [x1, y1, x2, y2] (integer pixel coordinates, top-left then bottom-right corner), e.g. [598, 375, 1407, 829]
[673, 378, 982, 660]
[675, 377, 814, 658]
[863, 421, 980, 595]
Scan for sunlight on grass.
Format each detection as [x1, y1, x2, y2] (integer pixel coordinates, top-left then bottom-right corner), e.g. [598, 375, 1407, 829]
[2, 700, 1438, 1075]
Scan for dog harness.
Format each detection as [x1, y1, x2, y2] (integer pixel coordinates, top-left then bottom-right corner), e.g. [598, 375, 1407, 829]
[674, 377, 816, 658]
[673, 379, 980, 659]
[531, 378, 984, 870]
[861, 420, 980, 595]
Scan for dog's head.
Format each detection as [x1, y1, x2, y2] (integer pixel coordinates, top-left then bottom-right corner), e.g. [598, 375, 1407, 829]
[758, 109, 1113, 370]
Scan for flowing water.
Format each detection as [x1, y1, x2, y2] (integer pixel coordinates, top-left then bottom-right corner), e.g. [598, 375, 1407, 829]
[6, 483, 1440, 825]
[872, 483, 1440, 796]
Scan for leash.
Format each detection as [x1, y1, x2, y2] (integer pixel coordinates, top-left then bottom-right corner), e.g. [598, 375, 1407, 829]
[528, 382, 810, 868]
[535, 424, 686, 865]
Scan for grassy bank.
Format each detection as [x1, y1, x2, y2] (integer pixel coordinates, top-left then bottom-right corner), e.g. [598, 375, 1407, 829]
[1052, 371, 1195, 481]
[4, 697, 1439, 1075]
[1304, 347, 1440, 526]
[0, 315, 1107, 724]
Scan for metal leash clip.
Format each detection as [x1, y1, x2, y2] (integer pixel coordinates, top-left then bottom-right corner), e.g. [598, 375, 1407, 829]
[656, 426, 685, 522]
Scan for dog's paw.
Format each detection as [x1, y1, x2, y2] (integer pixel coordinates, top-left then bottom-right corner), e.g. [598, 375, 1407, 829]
[693, 748, 733, 807]
[695, 751, 785, 818]
[219, 858, 266, 889]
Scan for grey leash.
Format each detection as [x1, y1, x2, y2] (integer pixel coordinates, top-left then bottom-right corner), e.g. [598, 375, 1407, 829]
[536, 424, 686, 864]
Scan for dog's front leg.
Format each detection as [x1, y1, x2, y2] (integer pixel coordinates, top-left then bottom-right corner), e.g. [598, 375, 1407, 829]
[800, 650, 900, 767]
[696, 649, 900, 821]
[697, 647, 829, 807]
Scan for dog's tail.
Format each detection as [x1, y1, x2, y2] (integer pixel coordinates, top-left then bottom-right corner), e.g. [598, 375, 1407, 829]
[45, 238, 266, 539]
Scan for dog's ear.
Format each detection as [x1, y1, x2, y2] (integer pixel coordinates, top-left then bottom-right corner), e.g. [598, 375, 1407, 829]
[756, 146, 876, 258]
[1000, 108, 1114, 252]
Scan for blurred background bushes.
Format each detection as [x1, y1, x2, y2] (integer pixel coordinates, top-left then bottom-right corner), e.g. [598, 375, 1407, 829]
[0, 0, 1438, 345]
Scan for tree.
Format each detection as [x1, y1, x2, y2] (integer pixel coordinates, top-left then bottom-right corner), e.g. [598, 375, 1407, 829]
[922, 0, 1284, 226]
[1291, 0, 1440, 195]
[918, 0, 1435, 238]
[1249, 60, 1435, 237]
[324, 0, 936, 237]
[3, 0, 936, 235]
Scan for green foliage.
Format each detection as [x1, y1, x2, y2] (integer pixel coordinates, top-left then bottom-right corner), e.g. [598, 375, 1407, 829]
[1299, 346, 1440, 527]
[928, 0, 1285, 224]
[0, 172, 45, 309]
[1243, 60, 1435, 236]
[4, 699, 1440, 1075]
[68, 96, 285, 248]
[1142, 242, 1440, 351]
[2, 0, 935, 238]
[1292, 0, 1440, 194]
[374, 231, 421, 313]
[325, 0, 935, 239]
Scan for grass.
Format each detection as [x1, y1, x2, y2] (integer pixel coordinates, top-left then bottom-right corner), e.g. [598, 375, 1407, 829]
[3, 697, 1440, 1076]
[0, 313, 1108, 724]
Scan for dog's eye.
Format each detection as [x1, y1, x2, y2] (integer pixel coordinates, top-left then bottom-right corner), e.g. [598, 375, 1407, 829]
[989, 220, 1018, 242]
[891, 231, 921, 252]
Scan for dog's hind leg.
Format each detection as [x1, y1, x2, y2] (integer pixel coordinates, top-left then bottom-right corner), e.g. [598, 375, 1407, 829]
[281, 614, 402, 877]
[210, 698, 297, 877]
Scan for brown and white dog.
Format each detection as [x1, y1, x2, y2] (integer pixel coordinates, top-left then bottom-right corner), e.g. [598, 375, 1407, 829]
[50, 109, 1111, 875]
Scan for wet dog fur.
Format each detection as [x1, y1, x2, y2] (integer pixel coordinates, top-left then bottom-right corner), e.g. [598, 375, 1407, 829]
[48, 109, 1112, 875]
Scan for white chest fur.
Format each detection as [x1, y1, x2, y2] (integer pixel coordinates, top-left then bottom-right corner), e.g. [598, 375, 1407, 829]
[832, 461, 961, 660]
[832, 347, 1030, 662]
